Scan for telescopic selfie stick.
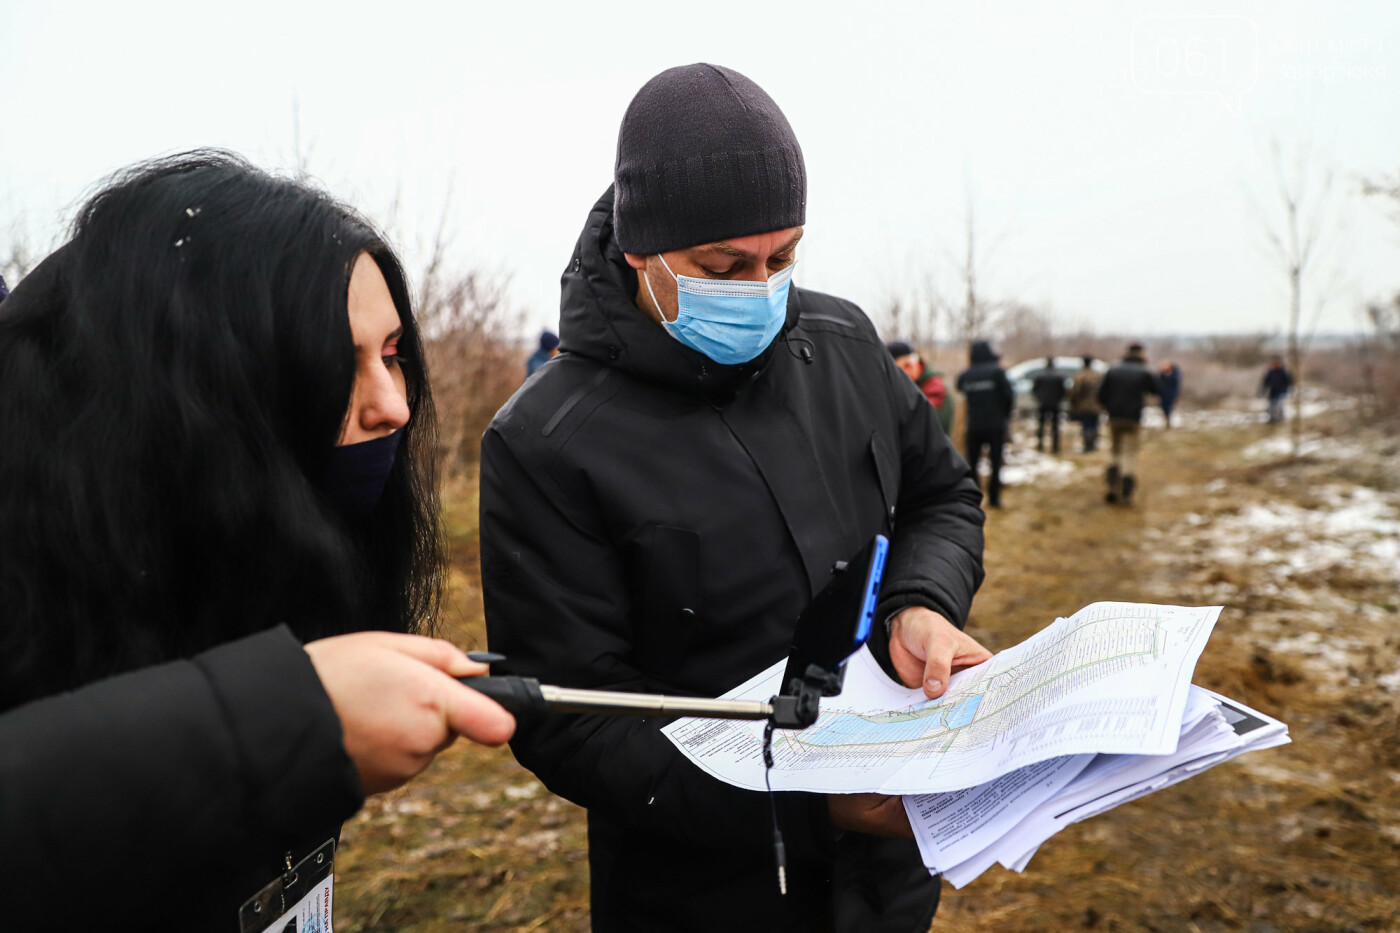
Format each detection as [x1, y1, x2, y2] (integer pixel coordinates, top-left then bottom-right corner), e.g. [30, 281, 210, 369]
[460, 534, 889, 894]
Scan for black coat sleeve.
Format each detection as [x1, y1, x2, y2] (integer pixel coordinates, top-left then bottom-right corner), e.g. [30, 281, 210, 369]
[0, 626, 364, 913]
[999, 369, 1015, 419]
[480, 427, 836, 859]
[870, 353, 987, 635]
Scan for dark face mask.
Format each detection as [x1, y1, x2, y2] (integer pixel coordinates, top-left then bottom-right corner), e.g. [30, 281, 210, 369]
[317, 428, 403, 521]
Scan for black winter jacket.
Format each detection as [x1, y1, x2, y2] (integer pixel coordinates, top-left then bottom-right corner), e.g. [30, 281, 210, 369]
[1032, 369, 1067, 410]
[1097, 355, 1162, 421]
[955, 342, 1014, 431]
[0, 626, 363, 931]
[481, 188, 985, 932]
[1261, 367, 1292, 398]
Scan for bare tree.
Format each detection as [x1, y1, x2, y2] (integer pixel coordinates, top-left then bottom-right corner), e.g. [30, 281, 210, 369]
[1, 214, 50, 288]
[946, 191, 995, 342]
[933, 185, 1020, 348]
[420, 265, 523, 471]
[1248, 138, 1339, 453]
[290, 97, 315, 183]
[996, 301, 1058, 362]
[1357, 292, 1400, 419]
[1364, 293, 1400, 351]
[412, 196, 525, 472]
[878, 271, 946, 352]
[1361, 169, 1400, 230]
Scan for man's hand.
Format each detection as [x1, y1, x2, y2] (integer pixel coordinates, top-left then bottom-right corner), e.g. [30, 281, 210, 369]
[828, 793, 913, 838]
[889, 607, 993, 699]
[305, 632, 516, 795]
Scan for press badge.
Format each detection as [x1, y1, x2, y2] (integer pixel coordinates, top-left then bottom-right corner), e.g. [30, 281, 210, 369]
[238, 839, 336, 933]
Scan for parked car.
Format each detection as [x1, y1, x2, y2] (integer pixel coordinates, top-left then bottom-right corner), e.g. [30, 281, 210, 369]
[1006, 356, 1109, 418]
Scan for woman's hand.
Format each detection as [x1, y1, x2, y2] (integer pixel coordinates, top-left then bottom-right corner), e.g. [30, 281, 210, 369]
[304, 632, 515, 794]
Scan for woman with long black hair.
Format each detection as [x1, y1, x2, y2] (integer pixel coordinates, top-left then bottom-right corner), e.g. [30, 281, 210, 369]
[0, 151, 512, 929]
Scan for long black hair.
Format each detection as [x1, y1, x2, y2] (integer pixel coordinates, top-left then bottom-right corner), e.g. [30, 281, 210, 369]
[0, 151, 442, 711]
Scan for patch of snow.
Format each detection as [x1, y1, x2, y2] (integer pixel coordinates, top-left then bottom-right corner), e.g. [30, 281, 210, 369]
[1188, 484, 1400, 584]
[504, 781, 543, 800]
[1242, 435, 1371, 461]
[1270, 631, 1361, 672]
[975, 442, 1079, 487]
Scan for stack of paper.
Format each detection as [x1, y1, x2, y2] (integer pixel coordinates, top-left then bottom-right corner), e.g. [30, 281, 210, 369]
[662, 602, 1290, 886]
[905, 685, 1289, 886]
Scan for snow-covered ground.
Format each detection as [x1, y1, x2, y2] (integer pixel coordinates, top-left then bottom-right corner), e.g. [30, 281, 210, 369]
[1152, 414, 1400, 699]
[1240, 434, 1375, 461]
[976, 393, 1376, 499]
[1193, 485, 1400, 582]
[1141, 394, 1354, 431]
[988, 443, 1079, 487]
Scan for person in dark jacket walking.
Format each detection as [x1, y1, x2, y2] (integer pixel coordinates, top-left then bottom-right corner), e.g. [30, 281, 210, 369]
[1158, 361, 1182, 428]
[1068, 355, 1103, 452]
[956, 340, 1015, 508]
[1261, 355, 1292, 424]
[526, 328, 560, 376]
[481, 64, 989, 933]
[1032, 356, 1067, 454]
[0, 152, 514, 931]
[887, 339, 955, 434]
[1096, 343, 1162, 505]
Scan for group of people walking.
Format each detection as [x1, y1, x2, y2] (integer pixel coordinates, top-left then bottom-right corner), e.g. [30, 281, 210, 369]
[885, 339, 1302, 511]
[886, 340, 1172, 507]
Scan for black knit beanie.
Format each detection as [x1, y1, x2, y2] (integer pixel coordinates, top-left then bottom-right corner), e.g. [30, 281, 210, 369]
[613, 63, 806, 255]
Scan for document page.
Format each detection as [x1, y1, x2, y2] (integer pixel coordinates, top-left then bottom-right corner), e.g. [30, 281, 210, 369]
[936, 689, 1290, 887]
[905, 753, 1095, 873]
[664, 602, 1221, 795]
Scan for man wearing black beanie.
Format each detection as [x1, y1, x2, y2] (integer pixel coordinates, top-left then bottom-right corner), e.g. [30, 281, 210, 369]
[482, 64, 988, 933]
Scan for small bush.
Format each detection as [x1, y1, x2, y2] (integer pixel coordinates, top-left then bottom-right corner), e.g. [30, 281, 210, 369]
[419, 270, 527, 474]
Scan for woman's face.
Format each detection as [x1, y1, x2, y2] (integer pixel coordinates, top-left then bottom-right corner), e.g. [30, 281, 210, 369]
[340, 252, 410, 446]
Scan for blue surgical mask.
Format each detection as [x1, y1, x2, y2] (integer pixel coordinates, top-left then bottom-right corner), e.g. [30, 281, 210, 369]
[644, 255, 794, 366]
[317, 428, 403, 521]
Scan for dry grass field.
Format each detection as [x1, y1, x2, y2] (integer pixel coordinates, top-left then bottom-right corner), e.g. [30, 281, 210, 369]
[335, 403, 1400, 932]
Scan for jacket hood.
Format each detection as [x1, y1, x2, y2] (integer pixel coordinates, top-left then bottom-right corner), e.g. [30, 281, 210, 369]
[969, 340, 998, 364]
[557, 186, 800, 396]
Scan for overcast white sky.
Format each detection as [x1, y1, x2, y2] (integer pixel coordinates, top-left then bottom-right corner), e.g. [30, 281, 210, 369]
[3, 0, 1397, 338]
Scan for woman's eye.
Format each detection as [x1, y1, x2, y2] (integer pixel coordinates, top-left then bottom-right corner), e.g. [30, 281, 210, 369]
[382, 351, 401, 368]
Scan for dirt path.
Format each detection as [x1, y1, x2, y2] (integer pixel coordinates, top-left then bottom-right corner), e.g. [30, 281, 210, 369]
[941, 412, 1399, 932]
[336, 410, 1399, 933]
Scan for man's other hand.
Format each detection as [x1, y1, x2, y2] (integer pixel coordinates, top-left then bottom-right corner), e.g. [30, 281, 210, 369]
[888, 607, 993, 699]
[828, 793, 913, 838]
